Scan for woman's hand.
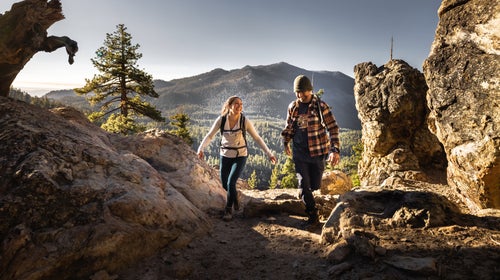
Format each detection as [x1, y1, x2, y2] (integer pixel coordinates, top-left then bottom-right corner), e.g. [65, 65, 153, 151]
[197, 151, 204, 160]
[269, 155, 277, 165]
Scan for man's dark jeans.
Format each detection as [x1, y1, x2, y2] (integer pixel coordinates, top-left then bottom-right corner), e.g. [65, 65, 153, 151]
[294, 156, 325, 213]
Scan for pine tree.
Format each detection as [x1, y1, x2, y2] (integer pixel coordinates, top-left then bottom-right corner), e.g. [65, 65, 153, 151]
[268, 163, 280, 189]
[75, 24, 164, 134]
[169, 112, 193, 145]
[280, 157, 297, 189]
[248, 170, 258, 189]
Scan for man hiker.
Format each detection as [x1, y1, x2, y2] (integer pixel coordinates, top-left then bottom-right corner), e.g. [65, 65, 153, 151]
[281, 75, 341, 228]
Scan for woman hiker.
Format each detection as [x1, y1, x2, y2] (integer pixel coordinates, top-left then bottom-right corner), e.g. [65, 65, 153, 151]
[197, 95, 277, 221]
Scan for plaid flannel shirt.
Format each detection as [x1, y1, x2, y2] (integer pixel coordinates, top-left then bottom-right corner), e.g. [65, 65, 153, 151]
[281, 95, 340, 157]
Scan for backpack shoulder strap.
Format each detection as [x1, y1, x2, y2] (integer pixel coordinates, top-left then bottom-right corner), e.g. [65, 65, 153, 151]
[220, 114, 227, 135]
[315, 95, 326, 128]
[240, 113, 246, 139]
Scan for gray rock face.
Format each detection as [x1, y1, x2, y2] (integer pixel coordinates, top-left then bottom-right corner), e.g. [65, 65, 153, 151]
[353, 60, 447, 186]
[423, 0, 500, 210]
[0, 97, 222, 279]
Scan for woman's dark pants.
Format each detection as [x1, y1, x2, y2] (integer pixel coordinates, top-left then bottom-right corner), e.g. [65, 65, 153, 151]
[220, 155, 247, 208]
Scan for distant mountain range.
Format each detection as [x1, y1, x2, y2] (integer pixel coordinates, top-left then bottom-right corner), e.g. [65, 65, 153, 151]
[44, 62, 361, 129]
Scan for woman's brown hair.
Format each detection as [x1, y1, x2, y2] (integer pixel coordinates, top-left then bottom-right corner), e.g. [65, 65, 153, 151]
[220, 95, 241, 116]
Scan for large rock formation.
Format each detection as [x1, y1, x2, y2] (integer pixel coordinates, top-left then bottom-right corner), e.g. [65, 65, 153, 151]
[0, 0, 78, 97]
[423, 0, 500, 210]
[0, 97, 225, 279]
[353, 60, 447, 186]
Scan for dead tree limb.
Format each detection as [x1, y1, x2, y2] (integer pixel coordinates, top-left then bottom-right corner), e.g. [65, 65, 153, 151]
[0, 0, 78, 97]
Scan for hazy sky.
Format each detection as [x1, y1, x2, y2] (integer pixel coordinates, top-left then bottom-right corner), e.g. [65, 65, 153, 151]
[1, 0, 441, 95]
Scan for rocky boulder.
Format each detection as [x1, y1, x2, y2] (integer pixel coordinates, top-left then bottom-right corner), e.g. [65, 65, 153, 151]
[0, 97, 224, 280]
[242, 189, 338, 221]
[353, 60, 447, 186]
[320, 170, 353, 195]
[423, 0, 500, 210]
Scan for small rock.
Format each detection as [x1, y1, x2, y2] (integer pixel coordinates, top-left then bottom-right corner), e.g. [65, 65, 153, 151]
[327, 262, 352, 276]
[325, 239, 351, 263]
[90, 270, 118, 280]
[384, 255, 437, 275]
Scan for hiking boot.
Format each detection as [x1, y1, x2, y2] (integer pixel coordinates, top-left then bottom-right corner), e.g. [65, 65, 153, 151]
[307, 209, 319, 220]
[302, 210, 320, 230]
[222, 207, 232, 221]
[302, 220, 321, 231]
[234, 190, 243, 211]
[234, 199, 240, 211]
[302, 216, 320, 230]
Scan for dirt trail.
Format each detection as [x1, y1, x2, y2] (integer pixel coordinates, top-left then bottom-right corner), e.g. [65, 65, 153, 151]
[118, 195, 500, 280]
[119, 211, 333, 280]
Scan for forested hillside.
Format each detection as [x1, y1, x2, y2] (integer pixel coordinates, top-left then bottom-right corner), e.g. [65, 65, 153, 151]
[9, 88, 63, 109]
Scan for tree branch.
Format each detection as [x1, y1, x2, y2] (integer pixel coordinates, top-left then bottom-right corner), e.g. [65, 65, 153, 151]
[0, 0, 78, 97]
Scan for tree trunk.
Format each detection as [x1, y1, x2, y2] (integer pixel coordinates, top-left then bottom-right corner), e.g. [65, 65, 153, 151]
[0, 0, 78, 97]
